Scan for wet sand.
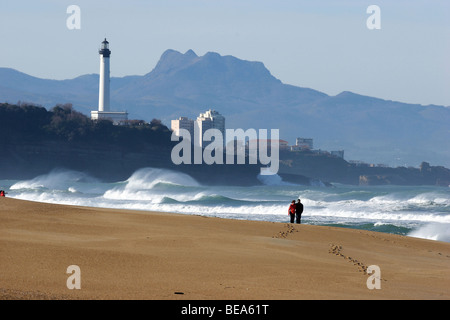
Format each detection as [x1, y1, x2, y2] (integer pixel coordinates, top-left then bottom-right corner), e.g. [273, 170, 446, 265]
[1, 197, 449, 300]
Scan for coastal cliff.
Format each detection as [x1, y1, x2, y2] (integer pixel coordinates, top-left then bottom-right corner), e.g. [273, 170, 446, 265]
[278, 150, 450, 187]
[1, 103, 449, 187]
[0, 103, 261, 185]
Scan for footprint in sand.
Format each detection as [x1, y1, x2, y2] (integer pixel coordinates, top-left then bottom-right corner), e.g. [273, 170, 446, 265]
[328, 244, 369, 275]
[273, 224, 298, 239]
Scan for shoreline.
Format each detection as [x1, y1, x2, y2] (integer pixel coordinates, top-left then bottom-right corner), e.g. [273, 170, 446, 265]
[1, 197, 449, 300]
[6, 194, 445, 244]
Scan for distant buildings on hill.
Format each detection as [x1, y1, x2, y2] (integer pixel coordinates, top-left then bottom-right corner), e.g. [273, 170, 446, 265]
[170, 109, 346, 160]
[348, 160, 389, 168]
[292, 138, 313, 151]
[246, 139, 289, 151]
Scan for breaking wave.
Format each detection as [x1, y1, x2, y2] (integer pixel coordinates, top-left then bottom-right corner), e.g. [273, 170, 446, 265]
[10, 168, 101, 193]
[408, 223, 450, 242]
[3, 167, 449, 242]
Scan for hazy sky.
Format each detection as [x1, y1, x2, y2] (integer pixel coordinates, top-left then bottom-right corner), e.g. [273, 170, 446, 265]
[1, 0, 449, 106]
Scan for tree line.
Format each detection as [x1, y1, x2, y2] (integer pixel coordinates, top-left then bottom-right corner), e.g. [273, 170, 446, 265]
[0, 102, 172, 149]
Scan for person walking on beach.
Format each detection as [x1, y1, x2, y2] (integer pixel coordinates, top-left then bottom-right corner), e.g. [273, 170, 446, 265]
[288, 200, 296, 223]
[0, 190, 5, 197]
[295, 199, 303, 224]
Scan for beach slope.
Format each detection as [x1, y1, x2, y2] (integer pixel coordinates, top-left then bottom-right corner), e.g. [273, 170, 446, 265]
[0, 198, 449, 300]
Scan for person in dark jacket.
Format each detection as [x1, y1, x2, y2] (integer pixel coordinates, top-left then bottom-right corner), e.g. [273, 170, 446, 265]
[295, 199, 303, 224]
[288, 200, 296, 223]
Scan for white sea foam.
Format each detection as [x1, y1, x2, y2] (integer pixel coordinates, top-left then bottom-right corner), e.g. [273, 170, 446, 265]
[103, 168, 201, 202]
[4, 167, 450, 242]
[123, 167, 200, 189]
[257, 174, 296, 186]
[10, 169, 99, 191]
[68, 187, 78, 193]
[408, 223, 450, 242]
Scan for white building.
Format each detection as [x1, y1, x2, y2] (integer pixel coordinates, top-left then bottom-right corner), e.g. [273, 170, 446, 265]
[91, 39, 128, 124]
[197, 109, 225, 141]
[171, 117, 194, 138]
[330, 150, 345, 159]
[295, 138, 313, 150]
[172, 109, 225, 148]
[196, 109, 225, 148]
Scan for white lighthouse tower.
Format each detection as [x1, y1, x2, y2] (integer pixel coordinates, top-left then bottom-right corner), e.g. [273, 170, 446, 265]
[91, 38, 128, 124]
[98, 38, 111, 112]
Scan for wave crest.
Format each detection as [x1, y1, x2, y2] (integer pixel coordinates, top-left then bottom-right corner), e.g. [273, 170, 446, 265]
[408, 223, 450, 242]
[10, 169, 98, 191]
[103, 168, 200, 201]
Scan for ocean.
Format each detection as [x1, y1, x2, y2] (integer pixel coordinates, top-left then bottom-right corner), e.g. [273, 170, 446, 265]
[1, 167, 449, 243]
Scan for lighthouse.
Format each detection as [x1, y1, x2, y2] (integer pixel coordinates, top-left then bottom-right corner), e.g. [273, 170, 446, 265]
[98, 38, 111, 112]
[91, 38, 128, 124]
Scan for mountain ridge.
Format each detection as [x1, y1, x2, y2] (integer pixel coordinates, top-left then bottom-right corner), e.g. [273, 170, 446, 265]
[0, 49, 449, 167]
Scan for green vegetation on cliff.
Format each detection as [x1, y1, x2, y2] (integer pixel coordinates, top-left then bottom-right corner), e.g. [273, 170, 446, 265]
[0, 102, 171, 149]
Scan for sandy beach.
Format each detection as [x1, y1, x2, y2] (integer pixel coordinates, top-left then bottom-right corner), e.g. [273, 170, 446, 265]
[0, 197, 449, 300]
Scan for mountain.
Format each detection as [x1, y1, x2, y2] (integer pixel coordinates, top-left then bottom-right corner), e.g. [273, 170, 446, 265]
[1, 50, 449, 167]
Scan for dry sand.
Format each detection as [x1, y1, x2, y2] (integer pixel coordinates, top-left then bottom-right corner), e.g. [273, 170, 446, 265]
[0, 197, 449, 300]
